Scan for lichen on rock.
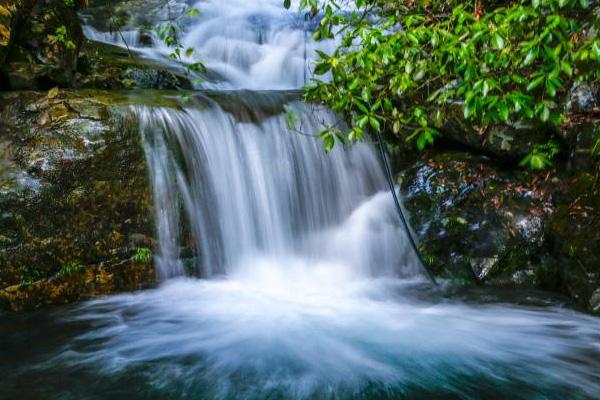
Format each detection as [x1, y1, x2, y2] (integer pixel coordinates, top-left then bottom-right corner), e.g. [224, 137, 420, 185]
[0, 89, 185, 310]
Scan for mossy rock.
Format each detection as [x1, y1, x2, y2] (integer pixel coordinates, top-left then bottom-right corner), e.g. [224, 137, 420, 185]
[546, 171, 600, 313]
[433, 103, 553, 159]
[77, 40, 193, 90]
[0, 258, 155, 312]
[0, 89, 187, 309]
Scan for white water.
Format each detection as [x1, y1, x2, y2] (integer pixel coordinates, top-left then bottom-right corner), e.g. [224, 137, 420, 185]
[58, 1, 600, 398]
[137, 96, 419, 280]
[81, 0, 334, 89]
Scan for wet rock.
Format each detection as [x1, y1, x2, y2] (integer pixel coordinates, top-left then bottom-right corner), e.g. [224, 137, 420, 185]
[590, 289, 600, 314]
[0, 0, 192, 90]
[399, 153, 556, 283]
[77, 40, 192, 90]
[0, 258, 155, 312]
[545, 172, 600, 314]
[563, 82, 599, 115]
[558, 120, 599, 173]
[0, 89, 181, 309]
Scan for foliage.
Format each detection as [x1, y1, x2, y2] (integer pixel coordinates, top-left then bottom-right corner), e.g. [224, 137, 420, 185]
[156, 3, 205, 83]
[48, 25, 76, 50]
[292, 0, 600, 167]
[19, 266, 45, 286]
[59, 261, 85, 277]
[519, 140, 560, 169]
[133, 247, 153, 263]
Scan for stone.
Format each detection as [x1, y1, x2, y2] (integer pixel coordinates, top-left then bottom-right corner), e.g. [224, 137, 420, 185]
[0, 89, 184, 309]
[433, 103, 552, 159]
[590, 289, 600, 314]
[546, 171, 600, 313]
[563, 82, 599, 115]
[399, 153, 556, 282]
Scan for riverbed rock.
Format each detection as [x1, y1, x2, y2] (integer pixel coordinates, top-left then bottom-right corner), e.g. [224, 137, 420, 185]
[0, 89, 175, 310]
[0, 257, 155, 311]
[77, 40, 193, 90]
[399, 153, 557, 284]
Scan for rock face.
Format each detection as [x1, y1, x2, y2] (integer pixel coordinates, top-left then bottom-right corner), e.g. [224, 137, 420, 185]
[399, 152, 599, 313]
[0, 0, 192, 90]
[433, 103, 552, 159]
[544, 171, 600, 312]
[0, 90, 167, 311]
[399, 153, 556, 283]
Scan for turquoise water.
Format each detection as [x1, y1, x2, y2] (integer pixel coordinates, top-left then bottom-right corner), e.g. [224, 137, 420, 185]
[2, 282, 599, 400]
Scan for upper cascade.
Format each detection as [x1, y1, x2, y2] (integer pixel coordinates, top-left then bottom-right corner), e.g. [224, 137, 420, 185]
[81, 0, 335, 89]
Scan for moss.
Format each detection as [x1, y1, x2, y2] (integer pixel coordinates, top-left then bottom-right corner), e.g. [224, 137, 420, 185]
[546, 171, 600, 311]
[0, 258, 156, 311]
[78, 40, 192, 90]
[0, 89, 172, 308]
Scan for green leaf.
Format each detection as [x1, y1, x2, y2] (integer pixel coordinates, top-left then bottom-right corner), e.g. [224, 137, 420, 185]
[540, 105, 550, 122]
[526, 76, 545, 92]
[47, 86, 59, 99]
[592, 42, 600, 60]
[561, 61, 573, 77]
[314, 62, 331, 75]
[185, 7, 200, 17]
[323, 135, 335, 153]
[369, 116, 381, 132]
[492, 33, 505, 50]
[284, 0, 291, 9]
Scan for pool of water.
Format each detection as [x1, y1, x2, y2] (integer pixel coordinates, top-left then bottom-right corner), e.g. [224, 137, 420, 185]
[2, 276, 599, 400]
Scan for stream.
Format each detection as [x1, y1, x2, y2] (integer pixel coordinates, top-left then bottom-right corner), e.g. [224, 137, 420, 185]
[1, 1, 599, 399]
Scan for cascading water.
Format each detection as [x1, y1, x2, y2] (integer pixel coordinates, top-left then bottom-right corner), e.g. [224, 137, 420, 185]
[137, 94, 420, 281]
[3, 1, 597, 399]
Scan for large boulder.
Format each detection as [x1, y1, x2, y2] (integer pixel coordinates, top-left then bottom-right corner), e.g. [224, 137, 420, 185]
[0, 89, 178, 310]
[399, 153, 557, 284]
[399, 152, 600, 313]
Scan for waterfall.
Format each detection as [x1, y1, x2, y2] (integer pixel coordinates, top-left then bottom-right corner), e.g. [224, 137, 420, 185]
[81, 0, 335, 89]
[8, 3, 594, 399]
[138, 93, 421, 281]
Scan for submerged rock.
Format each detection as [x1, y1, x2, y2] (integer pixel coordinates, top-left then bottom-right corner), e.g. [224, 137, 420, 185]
[0, 89, 177, 310]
